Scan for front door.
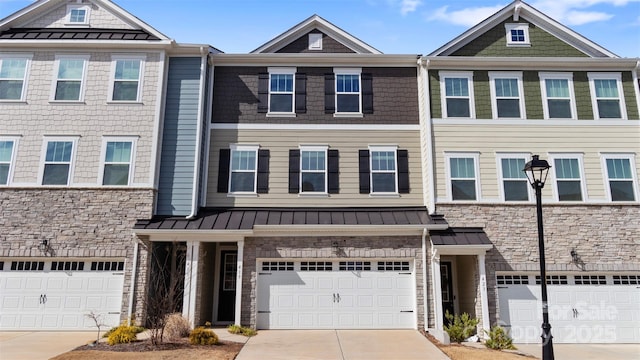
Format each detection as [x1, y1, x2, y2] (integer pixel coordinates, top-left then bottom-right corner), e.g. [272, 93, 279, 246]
[440, 261, 454, 324]
[217, 250, 237, 322]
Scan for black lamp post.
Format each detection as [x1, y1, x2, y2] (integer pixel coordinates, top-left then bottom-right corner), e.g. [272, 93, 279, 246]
[523, 155, 554, 360]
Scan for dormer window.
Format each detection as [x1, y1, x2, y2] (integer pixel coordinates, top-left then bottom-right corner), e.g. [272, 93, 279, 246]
[308, 33, 323, 50]
[505, 23, 530, 46]
[67, 5, 90, 25]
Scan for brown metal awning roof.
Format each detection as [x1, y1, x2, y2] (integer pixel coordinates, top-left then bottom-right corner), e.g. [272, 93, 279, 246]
[135, 207, 448, 231]
[0, 28, 161, 41]
[429, 227, 491, 246]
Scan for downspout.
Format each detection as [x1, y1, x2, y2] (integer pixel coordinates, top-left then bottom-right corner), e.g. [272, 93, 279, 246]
[127, 239, 140, 324]
[200, 59, 215, 205]
[151, 50, 168, 212]
[186, 47, 208, 219]
[420, 57, 436, 214]
[421, 227, 429, 331]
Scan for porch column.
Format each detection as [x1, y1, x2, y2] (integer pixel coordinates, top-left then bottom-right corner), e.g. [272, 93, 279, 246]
[234, 239, 244, 326]
[478, 253, 490, 333]
[431, 249, 444, 331]
[183, 241, 199, 325]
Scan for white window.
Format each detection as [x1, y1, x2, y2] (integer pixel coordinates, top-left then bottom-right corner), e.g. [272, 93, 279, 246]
[110, 56, 144, 102]
[0, 137, 19, 185]
[51, 55, 89, 101]
[309, 33, 323, 50]
[445, 152, 480, 201]
[505, 23, 530, 46]
[440, 71, 474, 118]
[100, 137, 136, 186]
[539, 72, 577, 119]
[335, 68, 361, 114]
[66, 5, 90, 25]
[370, 146, 398, 194]
[588, 73, 626, 120]
[497, 154, 530, 201]
[489, 72, 525, 119]
[39, 137, 78, 186]
[602, 154, 637, 202]
[550, 154, 586, 202]
[268, 67, 295, 114]
[0, 54, 31, 101]
[300, 146, 327, 193]
[229, 145, 258, 194]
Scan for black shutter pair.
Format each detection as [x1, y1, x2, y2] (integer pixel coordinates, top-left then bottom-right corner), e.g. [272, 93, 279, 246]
[324, 73, 373, 114]
[217, 149, 269, 193]
[289, 149, 339, 193]
[358, 149, 409, 194]
[258, 73, 306, 113]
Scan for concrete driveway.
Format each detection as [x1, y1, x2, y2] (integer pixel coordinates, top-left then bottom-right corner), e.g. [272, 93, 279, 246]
[0, 331, 95, 360]
[235, 330, 449, 360]
[516, 343, 640, 360]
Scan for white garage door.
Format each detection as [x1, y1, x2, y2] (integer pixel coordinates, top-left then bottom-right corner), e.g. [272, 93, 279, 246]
[0, 259, 125, 330]
[497, 274, 640, 344]
[257, 260, 416, 329]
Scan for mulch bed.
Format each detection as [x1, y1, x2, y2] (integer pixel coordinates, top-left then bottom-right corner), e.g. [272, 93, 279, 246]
[74, 338, 238, 352]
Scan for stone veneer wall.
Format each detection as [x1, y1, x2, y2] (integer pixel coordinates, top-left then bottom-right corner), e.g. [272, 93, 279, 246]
[241, 235, 425, 329]
[0, 188, 155, 323]
[435, 203, 640, 326]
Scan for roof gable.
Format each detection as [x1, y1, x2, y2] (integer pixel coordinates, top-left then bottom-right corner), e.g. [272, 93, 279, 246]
[429, 0, 618, 58]
[251, 15, 381, 54]
[0, 0, 170, 42]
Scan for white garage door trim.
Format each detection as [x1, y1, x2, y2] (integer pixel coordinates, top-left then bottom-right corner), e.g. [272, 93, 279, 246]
[0, 259, 125, 331]
[497, 273, 640, 344]
[257, 259, 416, 330]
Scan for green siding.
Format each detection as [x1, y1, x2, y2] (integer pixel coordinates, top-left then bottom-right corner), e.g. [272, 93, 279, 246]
[474, 71, 492, 119]
[523, 71, 543, 119]
[452, 20, 589, 57]
[574, 72, 593, 120]
[622, 72, 639, 120]
[429, 70, 442, 119]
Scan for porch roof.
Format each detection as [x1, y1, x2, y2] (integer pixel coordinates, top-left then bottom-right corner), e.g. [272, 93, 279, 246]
[134, 207, 448, 231]
[429, 227, 491, 246]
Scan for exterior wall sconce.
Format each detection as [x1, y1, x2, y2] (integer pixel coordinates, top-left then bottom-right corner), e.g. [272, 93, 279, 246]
[570, 249, 585, 270]
[38, 239, 52, 254]
[332, 241, 340, 255]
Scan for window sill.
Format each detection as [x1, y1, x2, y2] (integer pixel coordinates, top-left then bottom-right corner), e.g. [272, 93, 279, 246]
[334, 113, 363, 118]
[107, 101, 143, 105]
[49, 100, 85, 104]
[227, 193, 258, 198]
[0, 99, 27, 103]
[64, 23, 90, 27]
[298, 193, 329, 198]
[266, 112, 296, 118]
[506, 43, 531, 47]
[368, 193, 400, 198]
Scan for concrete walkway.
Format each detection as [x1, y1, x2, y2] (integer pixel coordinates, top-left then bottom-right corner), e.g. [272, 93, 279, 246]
[235, 330, 450, 360]
[516, 343, 640, 360]
[0, 331, 95, 360]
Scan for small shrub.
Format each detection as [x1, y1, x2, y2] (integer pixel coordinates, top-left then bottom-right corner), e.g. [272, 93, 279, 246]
[484, 325, 516, 350]
[107, 324, 138, 345]
[103, 321, 145, 338]
[443, 311, 480, 343]
[164, 313, 191, 340]
[228, 324, 257, 337]
[189, 327, 218, 345]
[227, 324, 242, 334]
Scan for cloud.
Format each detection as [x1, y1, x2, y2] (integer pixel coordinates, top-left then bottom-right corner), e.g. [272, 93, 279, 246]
[400, 0, 422, 15]
[563, 10, 614, 24]
[427, 5, 506, 27]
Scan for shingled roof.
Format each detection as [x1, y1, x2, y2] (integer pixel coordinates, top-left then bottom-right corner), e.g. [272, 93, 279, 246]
[0, 28, 161, 41]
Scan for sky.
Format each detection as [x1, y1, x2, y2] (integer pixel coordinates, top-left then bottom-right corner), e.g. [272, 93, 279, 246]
[1, 0, 639, 57]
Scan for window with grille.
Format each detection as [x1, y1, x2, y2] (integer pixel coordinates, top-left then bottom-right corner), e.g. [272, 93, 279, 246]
[301, 261, 333, 271]
[51, 261, 85, 271]
[377, 261, 410, 271]
[612, 275, 639, 285]
[497, 275, 530, 285]
[91, 261, 124, 271]
[536, 275, 568, 285]
[574, 275, 606, 285]
[261, 262, 294, 271]
[11, 261, 44, 271]
[339, 261, 371, 271]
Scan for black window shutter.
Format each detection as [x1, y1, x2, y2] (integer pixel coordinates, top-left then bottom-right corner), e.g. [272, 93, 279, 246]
[295, 73, 306, 114]
[257, 73, 269, 113]
[397, 149, 409, 193]
[217, 149, 231, 193]
[328, 149, 339, 194]
[288, 149, 300, 193]
[362, 73, 373, 114]
[324, 73, 335, 114]
[358, 150, 370, 194]
[257, 149, 270, 194]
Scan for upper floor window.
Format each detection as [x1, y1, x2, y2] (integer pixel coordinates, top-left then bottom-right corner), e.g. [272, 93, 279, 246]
[602, 155, 637, 202]
[300, 147, 327, 193]
[308, 33, 323, 50]
[268, 67, 295, 114]
[359, 147, 409, 195]
[66, 5, 90, 25]
[335, 68, 361, 114]
[110, 56, 144, 102]
[440, 71, 474, 118]
[217, 145, 269, 195]
[489, 72, 525, 119]
[40, 138, 77, 186]
[446, 153, 480, 201]
[100, 138, 136, 186]
[325, 68, 372, 116]
[0, 137, 18, 185]
[588, 73, 626, 119]
[505, 23, 530, 46]
[0, 54, 31, 101]
[551, 155, 585, 201]
[497, 155, 529, 201]
[52, 56, 88, 102]
[539, 72, 576, 119]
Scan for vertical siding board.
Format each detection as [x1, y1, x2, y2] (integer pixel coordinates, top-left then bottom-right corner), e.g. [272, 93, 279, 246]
[157, 57, 202, 215]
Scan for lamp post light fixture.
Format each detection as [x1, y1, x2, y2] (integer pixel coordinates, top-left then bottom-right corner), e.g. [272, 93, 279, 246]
[523, 154, 555, 360]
